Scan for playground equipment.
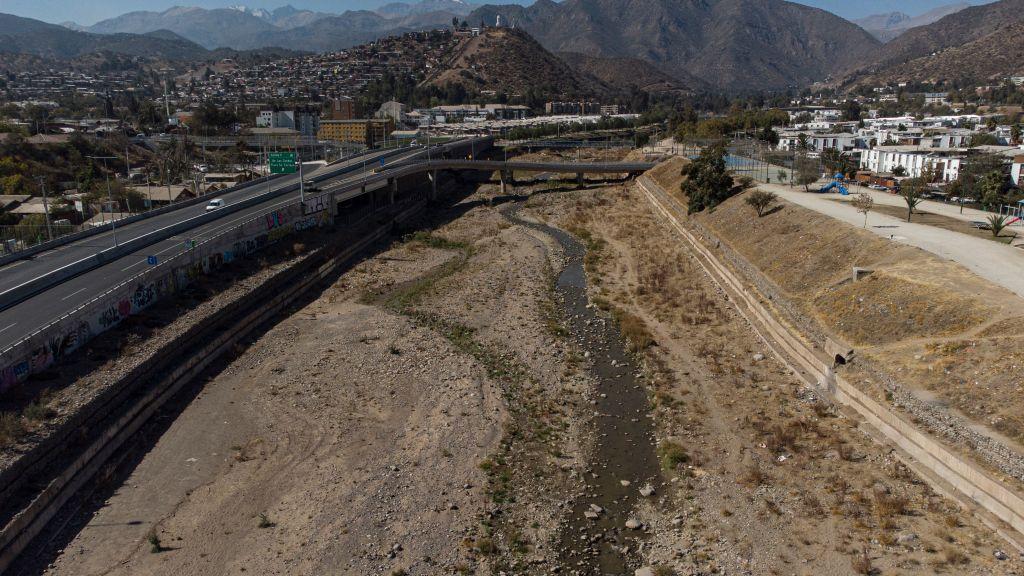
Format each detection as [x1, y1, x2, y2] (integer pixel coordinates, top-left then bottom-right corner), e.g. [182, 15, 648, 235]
[817, 173, 849, 195]
[999, 200, 1024, 226]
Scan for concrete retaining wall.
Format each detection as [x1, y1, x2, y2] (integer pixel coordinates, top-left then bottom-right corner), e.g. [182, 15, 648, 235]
[637, 175, 1024, 546]
[0, 199, 424, 571]
[0, 190, 335, 393]
[0, 146, 407, 268]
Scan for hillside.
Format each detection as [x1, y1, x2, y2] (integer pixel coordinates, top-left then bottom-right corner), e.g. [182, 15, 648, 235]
[858, 0, 1024, 73]
[80, 4, 462, 53]
[556, 52, 700, 94]
[0, 13, 211, 60]
[422, 27, 609, 99]
[850, 20, 1024, 86]
[86, 7, 277, 50]
[467, 0, 881, 92]
[854, 3, 969, 42]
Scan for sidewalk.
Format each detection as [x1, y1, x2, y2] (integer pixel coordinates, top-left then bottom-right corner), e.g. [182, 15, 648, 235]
[760, 182, 1024, 299]
[830, 181, 1009, 226]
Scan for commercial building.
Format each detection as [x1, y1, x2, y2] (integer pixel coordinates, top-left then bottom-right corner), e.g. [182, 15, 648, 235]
[544, 101, 600, 115]
[319, 118, 396, 147]
[256, 109, 321, 139]
[376, 100, 406, 124]
[323, 97, 355, 121]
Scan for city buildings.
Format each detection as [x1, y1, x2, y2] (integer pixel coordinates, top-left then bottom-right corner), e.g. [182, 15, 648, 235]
[256, 109, 321, 139]
[323, 97, 355, 121]
[318, 118, 396, 146]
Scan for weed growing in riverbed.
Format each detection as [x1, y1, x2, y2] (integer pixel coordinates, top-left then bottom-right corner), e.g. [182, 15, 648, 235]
[658, 441, 690, 471]
[147, 531, 163, 553]
[0, 413, 24, 446]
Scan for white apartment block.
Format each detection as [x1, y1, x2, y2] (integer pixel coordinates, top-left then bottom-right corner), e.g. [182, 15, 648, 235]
[859, 147, 964, 182]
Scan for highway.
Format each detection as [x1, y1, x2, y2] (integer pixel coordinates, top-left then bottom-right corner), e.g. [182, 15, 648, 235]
[0, 145, 427, 352]
[0, 139, 647, 354]
[0, 148, 406, 294]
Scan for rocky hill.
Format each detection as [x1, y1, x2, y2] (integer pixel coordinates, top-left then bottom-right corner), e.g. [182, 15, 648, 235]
[845, 0, 1024, 86]
[77, 3, 463, 52]
[850, 20, 1024, 86]
[0, 13, 212, 60]
[853, 3, 969, 42]
[556, 52, 701, 94]
[85, 7, 278, 50]
[422, 27, 610, 99]
[863, 0, 1024, 70]
[467, 0, 880, 92]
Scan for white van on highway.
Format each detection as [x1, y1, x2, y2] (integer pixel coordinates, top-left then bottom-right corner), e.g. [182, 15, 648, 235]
[205, 198, 225, 211]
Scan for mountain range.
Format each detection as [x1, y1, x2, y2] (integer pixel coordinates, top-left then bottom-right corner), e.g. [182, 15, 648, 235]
[853, 3, 971, 42]
[844, 0, 1024, 86]
[466, 0, 881, 92]
[6, 0, 1024, 94]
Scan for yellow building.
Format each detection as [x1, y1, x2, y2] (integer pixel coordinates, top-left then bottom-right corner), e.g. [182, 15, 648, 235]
[318, 118, 396, 147]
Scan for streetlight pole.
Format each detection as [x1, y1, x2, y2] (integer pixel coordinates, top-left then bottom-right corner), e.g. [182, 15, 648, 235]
[36, 176, 53, 241]
[87, 155, 120, 247]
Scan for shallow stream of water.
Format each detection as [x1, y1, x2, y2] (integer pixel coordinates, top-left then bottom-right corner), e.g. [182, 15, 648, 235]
[504, 203, 662, 575]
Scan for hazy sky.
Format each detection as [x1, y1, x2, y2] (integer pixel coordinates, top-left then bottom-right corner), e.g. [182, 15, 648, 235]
[4, 0, 995, 27]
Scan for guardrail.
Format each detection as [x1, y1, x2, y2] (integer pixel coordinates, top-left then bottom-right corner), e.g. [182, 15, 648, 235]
[0, 147, 422, 314]
[0, 138, 495, 325]
[0, 146, 407, 268]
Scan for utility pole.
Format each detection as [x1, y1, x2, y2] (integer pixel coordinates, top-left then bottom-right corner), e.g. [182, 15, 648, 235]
[87, 155, 120, 247]
[36, 177, 53, 241]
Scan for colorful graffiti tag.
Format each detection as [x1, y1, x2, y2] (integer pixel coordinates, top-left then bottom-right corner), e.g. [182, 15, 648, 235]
[0, 200, 333, 395]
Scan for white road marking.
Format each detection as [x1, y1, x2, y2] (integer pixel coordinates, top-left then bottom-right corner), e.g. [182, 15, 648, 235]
[60, 287, 88, 301]
[0, 322, 16, 334]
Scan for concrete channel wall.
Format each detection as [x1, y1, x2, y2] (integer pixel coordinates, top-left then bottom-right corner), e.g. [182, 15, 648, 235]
[0, 198, 426, 571]
[637, 175, 1024, 547]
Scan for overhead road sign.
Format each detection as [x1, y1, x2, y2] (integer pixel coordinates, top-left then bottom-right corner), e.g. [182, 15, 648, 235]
[269, 152, 297, 174]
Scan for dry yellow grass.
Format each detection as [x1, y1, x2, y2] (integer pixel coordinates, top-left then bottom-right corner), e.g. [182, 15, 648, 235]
[814, 273, 993, 346]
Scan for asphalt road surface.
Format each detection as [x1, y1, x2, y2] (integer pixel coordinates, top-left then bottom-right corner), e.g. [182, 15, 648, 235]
[0, 146, 424, 352]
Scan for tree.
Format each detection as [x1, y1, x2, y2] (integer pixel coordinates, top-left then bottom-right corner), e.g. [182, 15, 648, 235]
[680, 143, 735, 214]
[1012, 124, 1022, 145]
[795, 155, 819, 192]
[796, 133, 810, 151]
[979, 170, 1008, 209]
[745, 190, 778, 217]
[900, 177, 925, 222]
[777, 169, 788, 185]
[821, 148, 846, 175]
[892, 165, 907, 177]
[758, 125, 779, 146]
[987, 214, 1012, 238]
[851, 193, 874, 228]
[452, 16, 459, 28]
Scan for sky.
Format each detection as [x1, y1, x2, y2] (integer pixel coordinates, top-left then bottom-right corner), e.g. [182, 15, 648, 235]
[2, 0, 995, 27]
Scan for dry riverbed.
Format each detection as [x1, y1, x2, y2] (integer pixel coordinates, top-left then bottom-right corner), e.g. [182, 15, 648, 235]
[32, 155, 1024, 576]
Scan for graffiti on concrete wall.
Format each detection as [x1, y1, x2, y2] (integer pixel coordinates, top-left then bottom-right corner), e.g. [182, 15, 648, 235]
[0, 199, 335, 395]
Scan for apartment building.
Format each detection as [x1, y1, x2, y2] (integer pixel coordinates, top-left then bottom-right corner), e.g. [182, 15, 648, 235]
[318, 118, 395, 146]
[256, 109, 321, 138]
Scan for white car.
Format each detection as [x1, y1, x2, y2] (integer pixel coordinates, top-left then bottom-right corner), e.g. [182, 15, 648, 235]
[205, 198, 225, 211]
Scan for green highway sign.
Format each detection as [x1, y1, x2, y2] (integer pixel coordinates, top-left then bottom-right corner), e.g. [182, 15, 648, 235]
[268, 152, 297, 174]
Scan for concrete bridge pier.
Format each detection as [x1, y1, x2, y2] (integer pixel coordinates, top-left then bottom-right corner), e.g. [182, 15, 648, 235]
[389, 178, 398, 205]
[576, 172, 584, 188]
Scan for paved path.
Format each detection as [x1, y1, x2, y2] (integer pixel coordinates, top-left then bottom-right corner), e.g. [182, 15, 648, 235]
[760, 182, 1024, 299]
[827, 181, 1014, 226]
